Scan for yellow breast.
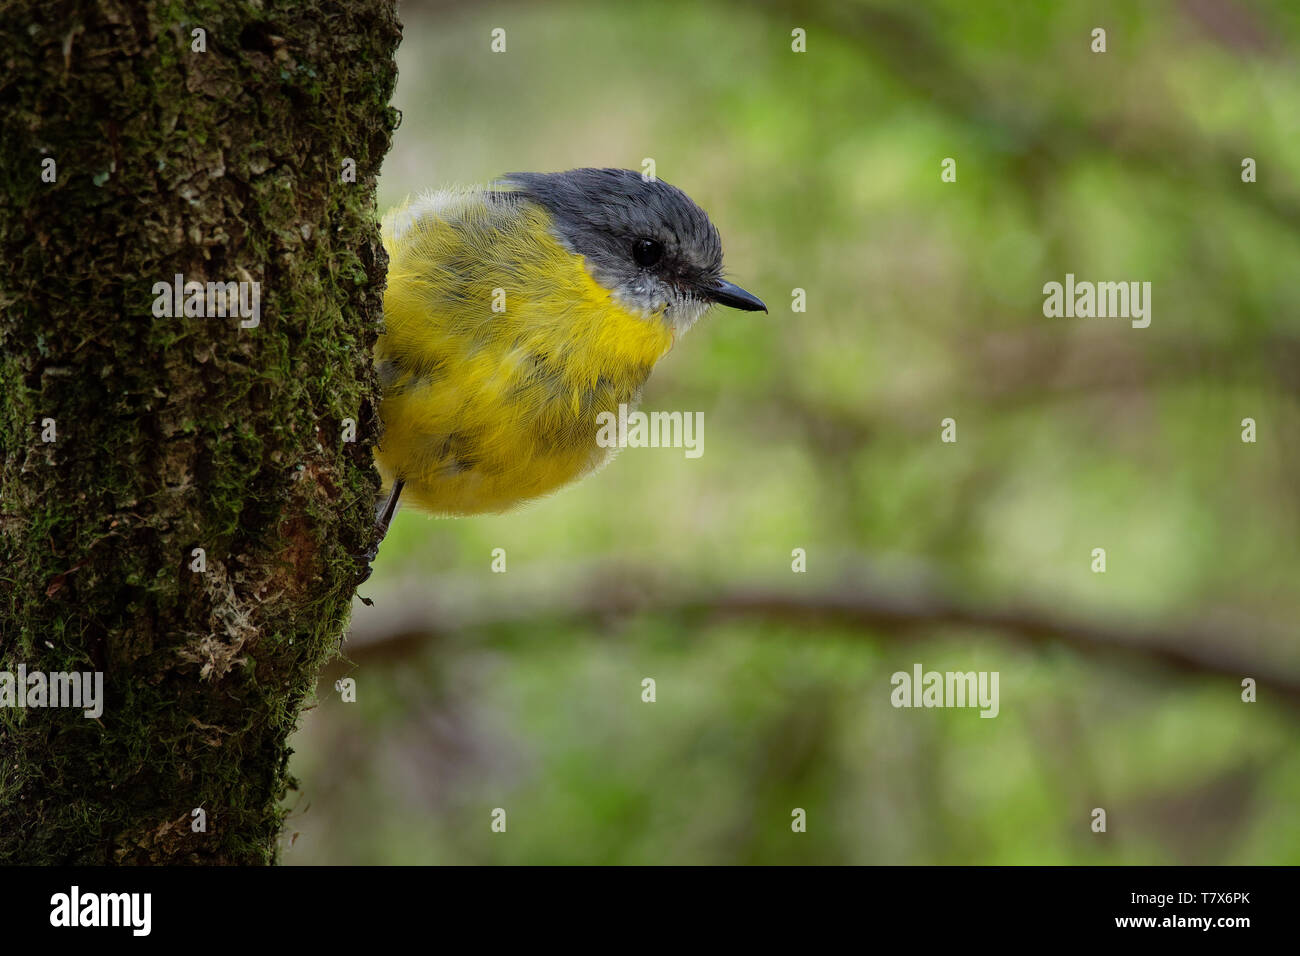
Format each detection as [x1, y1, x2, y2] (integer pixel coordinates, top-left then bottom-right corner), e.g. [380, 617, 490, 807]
[374, 190, 675, 516]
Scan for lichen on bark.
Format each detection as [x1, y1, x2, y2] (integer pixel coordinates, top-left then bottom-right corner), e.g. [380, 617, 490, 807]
[0, 0, 400, 864]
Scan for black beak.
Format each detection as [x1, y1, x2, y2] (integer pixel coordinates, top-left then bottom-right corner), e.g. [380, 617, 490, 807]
[705, 280, 767, 313]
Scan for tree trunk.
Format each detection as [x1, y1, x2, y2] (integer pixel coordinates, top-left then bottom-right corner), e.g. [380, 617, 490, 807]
[0, 0, 400, 864]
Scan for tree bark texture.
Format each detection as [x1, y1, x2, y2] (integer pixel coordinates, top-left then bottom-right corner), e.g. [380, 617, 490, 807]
[0, 0, 400, 863]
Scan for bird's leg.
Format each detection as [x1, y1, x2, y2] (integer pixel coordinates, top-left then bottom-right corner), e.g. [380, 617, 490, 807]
[375, 477, 405, 542]
[354, 478, 405, 598]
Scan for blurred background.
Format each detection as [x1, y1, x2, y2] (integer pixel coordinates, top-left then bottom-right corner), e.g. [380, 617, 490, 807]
[284, 0, 1300, 864]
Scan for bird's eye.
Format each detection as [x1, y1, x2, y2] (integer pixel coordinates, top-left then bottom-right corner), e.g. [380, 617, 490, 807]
[632, 238, 663, 267]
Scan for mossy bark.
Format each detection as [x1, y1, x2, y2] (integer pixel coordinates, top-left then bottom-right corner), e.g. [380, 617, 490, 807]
[0, 0, 400, 864]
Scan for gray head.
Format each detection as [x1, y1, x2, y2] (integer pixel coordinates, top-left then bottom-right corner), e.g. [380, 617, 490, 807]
[498, 168, 765, 330]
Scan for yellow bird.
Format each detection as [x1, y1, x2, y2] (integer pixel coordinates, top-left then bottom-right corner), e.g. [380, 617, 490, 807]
[370, 167, 765, 545]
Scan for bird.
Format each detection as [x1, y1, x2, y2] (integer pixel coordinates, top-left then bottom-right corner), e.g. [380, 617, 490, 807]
[368, 167, 765, 550]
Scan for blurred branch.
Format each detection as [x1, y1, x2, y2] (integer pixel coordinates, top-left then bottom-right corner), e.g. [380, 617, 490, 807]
[346, 562, 1300, 707]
